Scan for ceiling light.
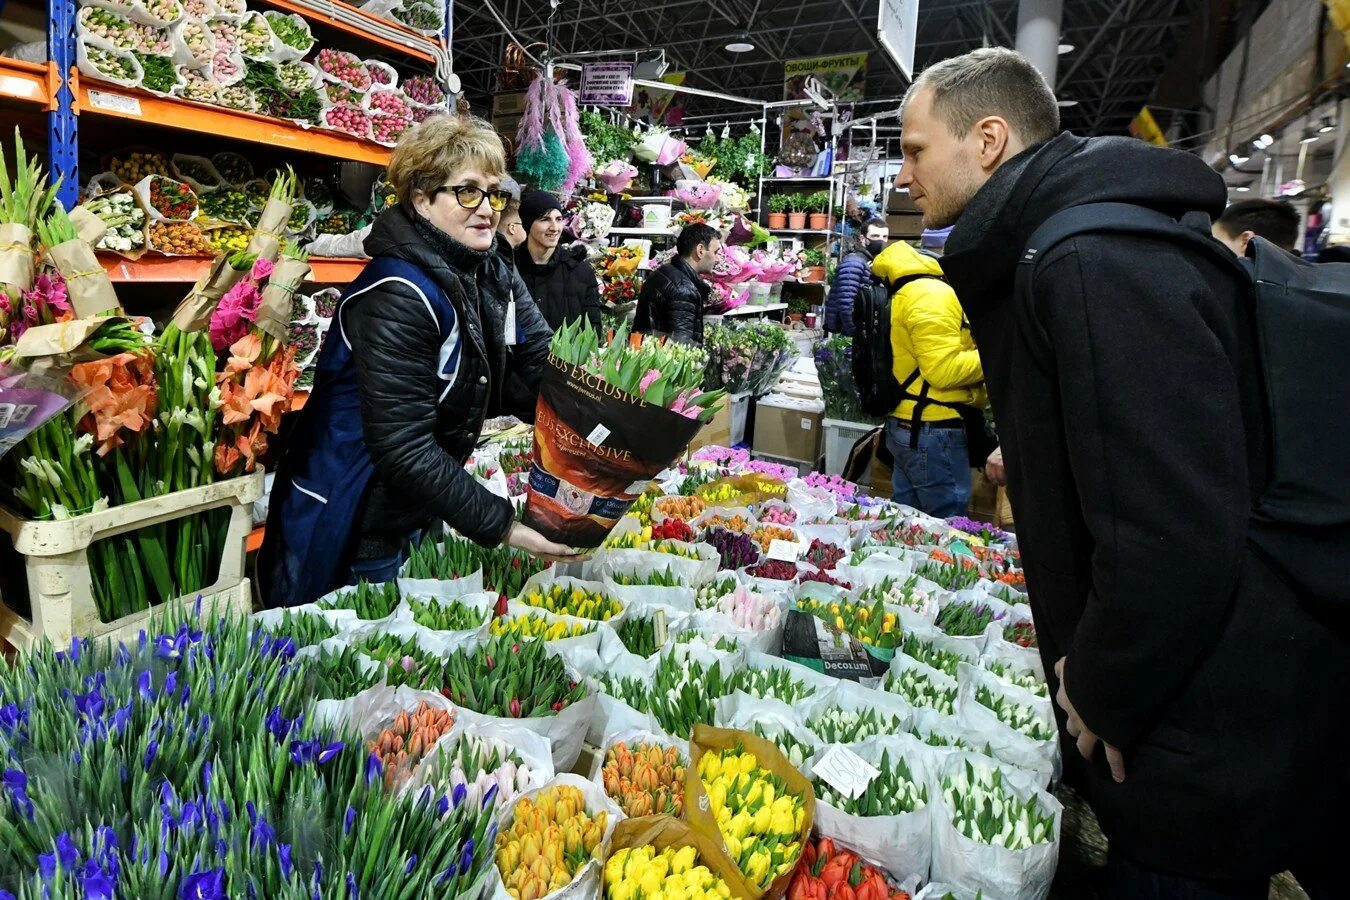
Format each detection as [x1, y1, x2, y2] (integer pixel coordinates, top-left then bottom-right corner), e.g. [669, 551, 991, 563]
[725, 32, 755, 53]
[1235, 185, 1250, 192]
[1300, 131, 1319, 144]
[1056, 99, 1078, 108]
[1260, 133, 1274, 145]
[1057, 43, 1075, 54]
[1320, 117, 1335, 133]
[1230, 153, 1249, 165]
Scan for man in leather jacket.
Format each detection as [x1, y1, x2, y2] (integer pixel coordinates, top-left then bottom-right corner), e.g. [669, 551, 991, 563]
[634, 223, 720, 344]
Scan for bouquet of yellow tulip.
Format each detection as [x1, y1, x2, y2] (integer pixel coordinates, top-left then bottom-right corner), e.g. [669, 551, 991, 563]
[519, 580, 625, 621]
[687, 726, 814, 898]
[496, 783, 610, 900]
[605, 845, 733, 900]
[491, 610, 598, 642]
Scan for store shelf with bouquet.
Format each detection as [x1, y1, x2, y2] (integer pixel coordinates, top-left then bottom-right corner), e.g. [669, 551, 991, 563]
[0, 135, 328, 647]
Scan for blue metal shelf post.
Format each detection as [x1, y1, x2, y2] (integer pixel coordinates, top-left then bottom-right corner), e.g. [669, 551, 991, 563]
[49, 0, 79, 208]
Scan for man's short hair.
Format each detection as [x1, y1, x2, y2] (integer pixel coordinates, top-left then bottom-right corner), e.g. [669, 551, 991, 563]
[1215, 199, 1300, 251]
[862, 217, 889, 234]
[906, 47, 1060, 146]
[677, 223, 720, 257]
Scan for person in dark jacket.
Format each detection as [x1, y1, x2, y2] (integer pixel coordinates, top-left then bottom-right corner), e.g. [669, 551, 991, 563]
[261, 116, 582, 608]
[826, 217, 889, 335]
[900, 47, 1349, 895]
[514, 190, 603, 331]
[633, 222, 719, 344]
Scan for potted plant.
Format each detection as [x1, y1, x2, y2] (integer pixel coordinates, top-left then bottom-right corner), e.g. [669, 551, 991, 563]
[787, 195, 808, 230]
[808, 193, 830, 231]
[800, 247, 828, 283]
[786, 294, 811, 323]
[767, 195, 788, 229]
[832, 204, 845, 229]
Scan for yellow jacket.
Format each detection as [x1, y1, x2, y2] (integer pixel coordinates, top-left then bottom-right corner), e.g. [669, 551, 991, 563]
[872, 242, 986, 422]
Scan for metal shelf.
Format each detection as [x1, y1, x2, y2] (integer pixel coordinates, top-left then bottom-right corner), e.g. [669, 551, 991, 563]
[252, 0, 439, 62]
[609, 227, 675, 237]
[761, 177, 834, 182]
[723, 303, 788, 316]
[769, 228, 834, 236]
[100, 253, 367, 283]
[0, 59, 54, 108]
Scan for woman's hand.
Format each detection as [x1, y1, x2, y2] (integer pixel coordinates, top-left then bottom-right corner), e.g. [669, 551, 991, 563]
[505, 521, 592, 563]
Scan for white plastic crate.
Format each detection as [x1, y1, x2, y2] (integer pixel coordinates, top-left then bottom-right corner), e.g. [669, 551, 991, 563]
[0, 471, 263, 650]
[823, 418, 877, 476]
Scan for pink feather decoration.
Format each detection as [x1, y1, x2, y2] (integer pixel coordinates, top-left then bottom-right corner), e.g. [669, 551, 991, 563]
[557, 84, 593, 196]
[516, 74, 547, 154]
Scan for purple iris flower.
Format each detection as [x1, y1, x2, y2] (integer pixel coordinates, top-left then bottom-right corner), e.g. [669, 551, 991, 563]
[277, 843, 294, 879]
[179, 868, 225, 900]
[403, 855, 418, 875]
[82, 870, 115, 900]
[343, 806, 356, 836]
[364, 753, 382, 786]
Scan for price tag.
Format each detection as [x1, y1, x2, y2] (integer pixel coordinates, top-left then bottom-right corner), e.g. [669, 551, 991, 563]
[812, 744, 880, 800]
[585, 424, 611, 447]
[87, 90, 141, 116]
[767, 539, 802, 562]
[800, 417, 812, 430]
[504, 298, 517, 346]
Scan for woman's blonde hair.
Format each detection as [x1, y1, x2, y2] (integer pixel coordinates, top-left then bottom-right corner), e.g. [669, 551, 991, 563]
[386, 114, 508, 208]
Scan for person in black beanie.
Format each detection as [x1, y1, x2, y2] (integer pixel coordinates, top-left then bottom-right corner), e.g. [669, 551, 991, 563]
[514, 189, 603, 331]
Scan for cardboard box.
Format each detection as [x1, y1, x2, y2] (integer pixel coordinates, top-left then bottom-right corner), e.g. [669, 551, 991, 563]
[492, 91, 528, 116]
[752, 400, 822, 466]
[887, 212, 925, 239]
[687, 401, 732, 453]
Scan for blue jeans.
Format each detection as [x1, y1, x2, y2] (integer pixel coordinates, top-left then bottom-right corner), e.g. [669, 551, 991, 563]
[883, 418, 971, 518]
[346, 530, 420, 586]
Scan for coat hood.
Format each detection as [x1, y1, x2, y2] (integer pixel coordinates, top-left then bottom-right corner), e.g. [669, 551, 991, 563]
[872, 239, 945, 283]
[942, 132, 1227, 304]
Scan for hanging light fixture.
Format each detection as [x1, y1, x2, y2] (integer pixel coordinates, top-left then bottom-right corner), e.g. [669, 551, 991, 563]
[1230, 153, 1249, 165]
[725, 31, 755, 53]
[1320, 116, 1336, 134]
[1056, 98, 1078, 108]
[1300, 131, 1319, 145]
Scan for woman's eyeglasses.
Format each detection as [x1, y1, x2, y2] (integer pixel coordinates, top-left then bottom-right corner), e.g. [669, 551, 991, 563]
[433, 184, 513, 212]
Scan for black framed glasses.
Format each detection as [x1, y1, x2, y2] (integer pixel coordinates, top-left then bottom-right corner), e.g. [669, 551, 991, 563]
[432, 184, 513, 212]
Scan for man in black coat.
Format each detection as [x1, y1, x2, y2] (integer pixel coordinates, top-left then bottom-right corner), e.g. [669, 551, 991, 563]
[900, 47, 1349, 895]
[634, 223, 720, 344]
[514, 190, 603, 331]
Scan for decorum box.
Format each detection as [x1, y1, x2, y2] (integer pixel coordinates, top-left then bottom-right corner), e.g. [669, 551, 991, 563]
[752, 399, 822, 465]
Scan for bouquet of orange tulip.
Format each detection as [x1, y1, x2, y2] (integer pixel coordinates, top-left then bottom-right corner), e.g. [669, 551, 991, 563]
[601, 740, 687, 817]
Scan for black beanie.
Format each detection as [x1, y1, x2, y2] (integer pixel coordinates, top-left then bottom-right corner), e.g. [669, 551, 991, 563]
[519, 190, 565, 233]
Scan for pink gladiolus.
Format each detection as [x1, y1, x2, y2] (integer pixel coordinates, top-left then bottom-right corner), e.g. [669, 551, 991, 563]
[251, 257, 275, 282]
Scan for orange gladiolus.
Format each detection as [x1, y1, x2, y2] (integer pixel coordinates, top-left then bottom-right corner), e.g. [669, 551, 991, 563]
[70, 351, 158, 456]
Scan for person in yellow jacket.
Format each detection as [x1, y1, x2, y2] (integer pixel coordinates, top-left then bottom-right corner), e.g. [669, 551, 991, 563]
[871, 240, 987, 517]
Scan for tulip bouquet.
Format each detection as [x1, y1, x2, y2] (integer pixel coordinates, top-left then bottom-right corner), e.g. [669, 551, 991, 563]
[797, 569, 852, 590]
[0, 614, 497, 898]
[490, 611, 598, 643]
[696, 568, 744, 604]
[495, 784, 609, 900]
[883, 666, 957, 715]
[941, 760, 1056, 850]
[910, 724, 983, 756]
[367, 700, 457, 790]
[698, 482, 752, 507]
[732, 666, 815, 705]
[616, 615, 662, 658]
[609, 568, 682, 588]
[404, 533, 549, 602]
[746, 560, 799, 584]
[593, 671, 651, 712]
[605, 845, 732, 900]
[803, 539, 845, 571]
[700, 513, 755, 535]
[654, 494, 706, 522]
[350, 633, 442, 690]
[519, 582, 624, 622]
[673, 631, 743, 654]
[812, 749, 927, 817]
[1003, 621, 1038, 649]
[254, 610, 340, 649]
[749, 723, 814, 770]
[796, 597, 900, 651]
[317, 580, 400, 620]
[987, 661, 1047, 698]
[604, 529, 703, 560]
[973, 686, 1054, 742]
[441, 636, 588, 719]
[407, 595, 490, 632]
[707, 528, 760, 570]
[934, 602, 1001, 638]
[696, 746, 807, 891]
[805, 707, 907, 745]
[948, 516, 1010, 546]
[900, 634, 968, 679]
[789, 839, 913, 900]
[750, 524, 797, 554]
[916, 554, 984, 593]
[601, 740, 687, 817]
[551, 319, 726, 423]
[857, 575, 938, 618]
[651, 517, 697, 543]
[758, 505, 798, 526]
[713, 584, 782, 635]
[647, 654, 734, 740]
[429, 732, 537, 813]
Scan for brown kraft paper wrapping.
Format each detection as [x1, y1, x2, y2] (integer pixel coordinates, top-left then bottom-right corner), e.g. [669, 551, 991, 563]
[256, 256, 310, 342]
[68, 206, 109, 247]
[13, 318, 115, 359]
[0, 222, 35, 299]
[46, 239, 123, 318]
[171, 255, 248, 332]
[524, 355, 704, 548]
[609, 816, 749, 898]
[246, 198, 292, 263]
[684, 725, 816, 900]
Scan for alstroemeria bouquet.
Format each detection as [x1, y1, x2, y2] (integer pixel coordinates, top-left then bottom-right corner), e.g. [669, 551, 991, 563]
[551, 319, 725, 422]
[0, 614, 497, 898]
[697, 746, 806, 891]
[941, 760, 1056, 850]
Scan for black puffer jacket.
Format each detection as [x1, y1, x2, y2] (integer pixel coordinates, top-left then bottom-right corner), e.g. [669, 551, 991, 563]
[943, 132, 1350, 879]
[480, 236, 553, 421]
[344, 206, 515, 548]
[514, 243, 603, 331]
[634, 257, 709, 344]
